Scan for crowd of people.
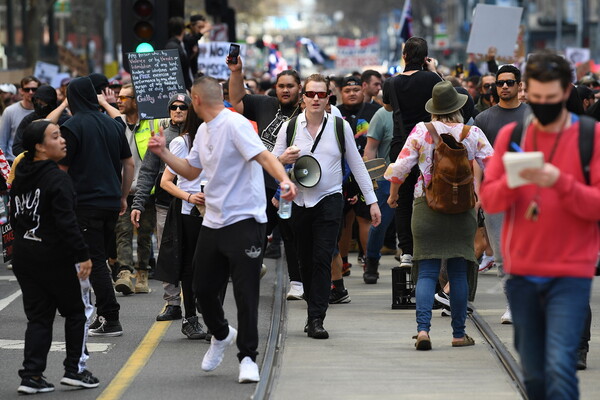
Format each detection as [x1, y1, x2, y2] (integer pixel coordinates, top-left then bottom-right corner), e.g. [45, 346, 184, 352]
[2, 14, 600, 398]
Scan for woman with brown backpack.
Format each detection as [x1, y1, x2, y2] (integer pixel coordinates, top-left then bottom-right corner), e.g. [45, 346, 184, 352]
[385, 81, 493, 350]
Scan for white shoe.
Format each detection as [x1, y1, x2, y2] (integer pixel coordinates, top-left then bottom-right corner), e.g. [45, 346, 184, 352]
[399, 254, 413, 267]
[478, 254, 495, 272]
[201, 326, 237, 371]
[260, 264, 267, 279]
[501, 307, 513, 324]
[238, 356, 260, 383]
[286, 281, 304, 300]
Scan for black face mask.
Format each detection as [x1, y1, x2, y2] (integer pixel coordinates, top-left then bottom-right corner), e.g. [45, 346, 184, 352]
[33, 102, 54, 117]
[529, 101, 563, 126]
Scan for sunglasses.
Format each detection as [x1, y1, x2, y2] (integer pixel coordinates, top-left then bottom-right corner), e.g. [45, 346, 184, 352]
[303, 91, 328, 99]
[482, 83, 494, 90]
[118, 95, 134, 101]
[23, 87, 38, 93]
[169, 104, 188, 111]
[496, 79, 518, 87]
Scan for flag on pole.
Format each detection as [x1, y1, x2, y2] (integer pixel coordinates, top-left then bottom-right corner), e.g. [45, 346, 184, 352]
[399, 0, 413, 43]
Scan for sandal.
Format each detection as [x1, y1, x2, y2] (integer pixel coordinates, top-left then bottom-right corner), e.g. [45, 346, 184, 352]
[412, 333, 432, 350]
[451, 334, 475, 347]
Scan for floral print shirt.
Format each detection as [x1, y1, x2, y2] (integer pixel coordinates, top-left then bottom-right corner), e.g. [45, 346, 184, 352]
[384, 121, 494, 198]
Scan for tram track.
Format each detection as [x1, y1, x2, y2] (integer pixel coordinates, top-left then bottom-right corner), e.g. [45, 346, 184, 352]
[469, 307, 527, 399]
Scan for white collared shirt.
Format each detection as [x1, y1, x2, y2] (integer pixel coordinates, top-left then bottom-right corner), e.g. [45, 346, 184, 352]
[273, 111, 376, 208]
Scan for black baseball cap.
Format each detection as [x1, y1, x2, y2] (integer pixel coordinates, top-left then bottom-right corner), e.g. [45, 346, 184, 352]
[341, 76, 362, 88]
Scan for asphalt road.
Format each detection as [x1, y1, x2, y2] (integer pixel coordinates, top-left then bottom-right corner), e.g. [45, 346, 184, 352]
[0, 258, 279, 400]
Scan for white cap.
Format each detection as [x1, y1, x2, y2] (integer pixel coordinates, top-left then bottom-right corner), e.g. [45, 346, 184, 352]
[0, 84, 17, 94]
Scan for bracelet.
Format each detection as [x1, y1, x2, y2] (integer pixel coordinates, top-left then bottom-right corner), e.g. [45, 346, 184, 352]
[187, 193, 191, 203]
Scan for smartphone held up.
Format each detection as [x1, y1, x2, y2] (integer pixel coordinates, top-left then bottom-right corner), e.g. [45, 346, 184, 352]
[227, 44, 240, 64]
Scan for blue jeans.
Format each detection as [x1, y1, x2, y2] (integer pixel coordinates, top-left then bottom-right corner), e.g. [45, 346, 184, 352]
[366, 179, 395, 260]
[506, 275, 592, 400]
[416, 258, 468, 338]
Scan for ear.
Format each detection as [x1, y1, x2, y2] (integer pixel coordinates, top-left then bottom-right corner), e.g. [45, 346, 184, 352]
[35, 142, 45, 155]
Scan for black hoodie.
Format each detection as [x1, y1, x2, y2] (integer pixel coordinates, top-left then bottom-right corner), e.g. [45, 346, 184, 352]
[12, 85, 70, 156]
[10, 158, 89, 266]
[59, 77, 131, 210]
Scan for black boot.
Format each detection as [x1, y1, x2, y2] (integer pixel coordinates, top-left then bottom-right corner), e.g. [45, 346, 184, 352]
[307, 318, 329, 339]
[156, 305, 182, 321]
[363, 258, 380, 284]
[577, 349, 588, 370]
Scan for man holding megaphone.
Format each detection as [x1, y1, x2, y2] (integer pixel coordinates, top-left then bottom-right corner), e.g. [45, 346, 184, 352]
[273, 74, 381, 340]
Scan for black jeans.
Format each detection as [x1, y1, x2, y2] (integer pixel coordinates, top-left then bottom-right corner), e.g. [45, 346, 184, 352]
[194, 218, 266, 362]
[292, 193, 343, 321]
[395, 166, 419, 256]
[13, 262, 88, 378]
[76, 207, 120, 321]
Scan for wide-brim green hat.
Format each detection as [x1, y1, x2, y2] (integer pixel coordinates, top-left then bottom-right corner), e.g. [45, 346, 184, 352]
[425, 80, 468, 115]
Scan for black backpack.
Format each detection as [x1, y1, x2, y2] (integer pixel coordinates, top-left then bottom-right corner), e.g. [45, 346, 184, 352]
[507, 115, 596, 184]
[285, 115, 346, 174]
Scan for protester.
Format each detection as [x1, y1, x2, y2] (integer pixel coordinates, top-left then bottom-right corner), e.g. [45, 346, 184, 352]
[148, 76, 296, 383]
[386, 81, 493, 350]
[480, 50, 600, 399]
[11, 120, 99, 394]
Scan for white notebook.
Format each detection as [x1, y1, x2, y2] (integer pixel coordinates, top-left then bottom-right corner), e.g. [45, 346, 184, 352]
[502, 151, 545, 188]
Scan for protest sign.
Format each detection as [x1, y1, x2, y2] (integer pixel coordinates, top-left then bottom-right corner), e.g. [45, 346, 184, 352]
[2, 222, 13, 263]
[127, 49, 186, 120]
[466, 4, 523, 58]
[34, 62, 60, 85]
[197, 42, 246, 80]
[336, 37, 380, 71]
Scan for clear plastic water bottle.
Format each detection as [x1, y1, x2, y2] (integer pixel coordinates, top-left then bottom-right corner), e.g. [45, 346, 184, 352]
[278, 184, 292, 219]
[0, 197, 7, 224]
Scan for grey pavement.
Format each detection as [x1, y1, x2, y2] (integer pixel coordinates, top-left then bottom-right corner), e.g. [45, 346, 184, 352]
[271, 254, 600, 400]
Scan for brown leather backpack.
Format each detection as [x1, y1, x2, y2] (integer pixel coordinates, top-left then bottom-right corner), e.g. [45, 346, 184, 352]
[423, 123, 475, 214]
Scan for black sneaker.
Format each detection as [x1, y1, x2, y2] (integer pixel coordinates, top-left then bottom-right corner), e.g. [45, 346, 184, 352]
[181, 316, 207, 340]
[61, 369, 100, 388]
[88, 317, 123, 337]
[156, 305, 182, 321]
[89, 315, 102, 330]
[434, 290, 450, 307]
[329, 288, 351, 304]
[204, 329, 213, 342]
[18, 376, 55, 394]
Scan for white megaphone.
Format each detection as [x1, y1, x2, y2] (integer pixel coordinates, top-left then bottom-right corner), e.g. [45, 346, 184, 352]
[289, 155, 322, 188]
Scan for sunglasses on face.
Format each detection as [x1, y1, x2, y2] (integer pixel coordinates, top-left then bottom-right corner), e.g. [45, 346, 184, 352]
[496, 79, 518, 87]
[118, 95, 134, 102]
[23, 87, 37, 93]
[169, 104, 188, 111]
[482, 83, 493, 90]
[303, 91, 328, 99]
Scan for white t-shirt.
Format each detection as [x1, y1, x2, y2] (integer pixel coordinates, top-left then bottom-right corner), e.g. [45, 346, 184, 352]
[186, 108, 267, 229]
[168, 134, 204, 215]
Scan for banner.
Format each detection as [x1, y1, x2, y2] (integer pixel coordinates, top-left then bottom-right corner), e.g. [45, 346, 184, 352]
[197, 42, 246, 80]
[336, 37, 380, 71]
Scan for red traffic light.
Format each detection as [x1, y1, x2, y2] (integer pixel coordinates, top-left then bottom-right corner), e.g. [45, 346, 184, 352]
[133, 0, 153, 18]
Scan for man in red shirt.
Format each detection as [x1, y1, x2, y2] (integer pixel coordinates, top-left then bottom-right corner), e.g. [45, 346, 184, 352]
[480, 51, 600, 400]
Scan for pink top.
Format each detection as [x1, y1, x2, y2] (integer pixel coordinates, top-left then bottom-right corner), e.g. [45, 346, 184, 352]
[384, 121, 494, 198]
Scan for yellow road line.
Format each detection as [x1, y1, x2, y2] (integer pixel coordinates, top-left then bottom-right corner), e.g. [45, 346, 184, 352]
[96, 321, 171, 400]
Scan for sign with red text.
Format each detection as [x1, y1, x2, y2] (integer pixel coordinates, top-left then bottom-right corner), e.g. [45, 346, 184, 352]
[336, 37, 380, 72]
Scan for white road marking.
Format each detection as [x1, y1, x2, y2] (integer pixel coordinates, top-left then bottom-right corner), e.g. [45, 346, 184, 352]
[0, 289, 21, 312]
[0, 275, 18, 281]
[0, 339, 113, 353]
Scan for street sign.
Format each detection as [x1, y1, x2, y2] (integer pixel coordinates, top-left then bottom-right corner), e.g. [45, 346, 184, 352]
[54, 0, 72, 18]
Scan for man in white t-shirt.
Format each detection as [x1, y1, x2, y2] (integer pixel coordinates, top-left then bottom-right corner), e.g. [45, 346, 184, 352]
[148, 76, 296, 384]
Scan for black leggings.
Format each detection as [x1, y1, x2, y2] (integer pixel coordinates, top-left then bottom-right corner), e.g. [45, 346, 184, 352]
[181, 214, 202, 318]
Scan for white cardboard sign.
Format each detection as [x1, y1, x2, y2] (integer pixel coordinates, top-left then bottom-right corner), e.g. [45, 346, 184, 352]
[466, 4, 523, 57]
[197, 42, 246, 80]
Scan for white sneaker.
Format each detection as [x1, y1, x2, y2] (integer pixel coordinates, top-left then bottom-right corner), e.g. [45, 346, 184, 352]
[201, 326, 237, 371]
[238, 356, 260, 383]
[501, 307, 513, 324]
[260, 264, 267, 279]
[478, 254, 495, 272]
[286, 281, 304, 300]
[399, 254, 413, 267]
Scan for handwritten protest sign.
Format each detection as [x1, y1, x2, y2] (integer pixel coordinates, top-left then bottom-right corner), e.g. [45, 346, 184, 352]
[336, 37, 380, 72]
[127, 49, 186, 120]
[466, 4, 523, 58]
[197, 42, 246, 80]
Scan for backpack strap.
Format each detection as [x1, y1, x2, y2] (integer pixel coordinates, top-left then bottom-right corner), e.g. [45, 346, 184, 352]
[424, 122, 440, 145]
[460, 125, 472, 141]
[334, 116, 346, 176]
[286, 115, 300, 147]
[508, 121, 525, 152]
[578, 115, 596, 185]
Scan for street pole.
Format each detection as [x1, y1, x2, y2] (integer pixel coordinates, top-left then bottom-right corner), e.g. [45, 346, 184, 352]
[556, 0, 562, 50]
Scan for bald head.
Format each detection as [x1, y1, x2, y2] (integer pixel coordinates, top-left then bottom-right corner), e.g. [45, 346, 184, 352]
[191, 76, 223, 105]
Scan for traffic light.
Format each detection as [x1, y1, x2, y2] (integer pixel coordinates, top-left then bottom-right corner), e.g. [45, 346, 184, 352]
[121, 0, 169, 55]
